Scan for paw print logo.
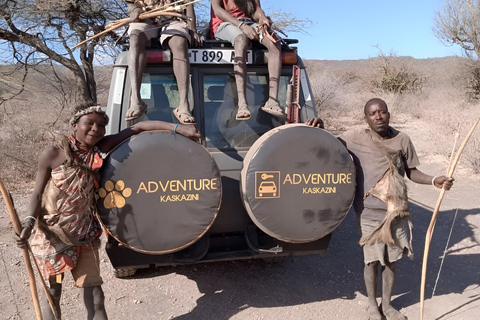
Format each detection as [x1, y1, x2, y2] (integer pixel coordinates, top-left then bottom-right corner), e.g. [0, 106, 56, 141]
[98, 180, 132, 209]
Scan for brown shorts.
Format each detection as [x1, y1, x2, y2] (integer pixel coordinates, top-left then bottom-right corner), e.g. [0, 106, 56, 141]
[70, 239, 103, 288]
[361, 216, 413, 266]
[128, 18, 191, 46]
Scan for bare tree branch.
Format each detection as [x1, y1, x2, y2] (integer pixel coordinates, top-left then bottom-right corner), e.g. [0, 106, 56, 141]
[0, 0, 126, 107]
[433, 0, 480, 59]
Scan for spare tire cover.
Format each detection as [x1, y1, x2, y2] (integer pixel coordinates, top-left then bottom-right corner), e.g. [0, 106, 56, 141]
[97, 131, 222, 254]
[241, 124, 355, 243]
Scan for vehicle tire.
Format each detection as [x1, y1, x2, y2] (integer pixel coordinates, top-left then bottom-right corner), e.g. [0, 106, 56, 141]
[241, 124, 356, 243]
[113, 267, 137, 278]
[98, 131, 222, 254]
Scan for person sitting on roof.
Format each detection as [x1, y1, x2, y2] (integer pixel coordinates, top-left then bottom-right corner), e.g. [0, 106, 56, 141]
[125, 0, 202, 123]
[210, 0, 285, 121]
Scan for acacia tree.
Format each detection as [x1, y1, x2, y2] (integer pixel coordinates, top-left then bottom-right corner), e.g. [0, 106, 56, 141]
[433, 0, 480, 59]
[0, 0, 126, 106]
[1, 1, 312, 108]
[433, 0, 480, 98]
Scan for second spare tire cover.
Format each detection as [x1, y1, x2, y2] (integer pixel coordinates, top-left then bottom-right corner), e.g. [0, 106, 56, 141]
[97, 131, 222, 254]
[241, 124, 355, 243]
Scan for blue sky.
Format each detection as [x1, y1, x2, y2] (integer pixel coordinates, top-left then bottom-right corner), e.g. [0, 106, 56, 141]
[262, 0, 463, 60]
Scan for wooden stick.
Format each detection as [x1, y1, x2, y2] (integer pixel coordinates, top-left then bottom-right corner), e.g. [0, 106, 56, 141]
[447, 131, 460, 175]
[419, 117, 480, 320]
[70, 0, 200, 50]
[112, 0, 194, 25]
[139, 10, 188, 21]
[0, 178, 43, 320]
[140, 0, 193, 16]
[107, 0, 190, 26]
[71, 12, 186, 50]
[29, 249, 60, 320]
[0, 178, 60, 319]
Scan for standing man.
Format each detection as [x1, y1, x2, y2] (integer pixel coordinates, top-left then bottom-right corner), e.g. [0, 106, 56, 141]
[307, 98, 454, 320]
[126, 0, 202, 123]
[210, 0, 285, 120]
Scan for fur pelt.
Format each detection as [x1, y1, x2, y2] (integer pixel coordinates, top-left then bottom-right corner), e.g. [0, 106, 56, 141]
[359, 141, 412, 246]
[234, 0, 256, 18]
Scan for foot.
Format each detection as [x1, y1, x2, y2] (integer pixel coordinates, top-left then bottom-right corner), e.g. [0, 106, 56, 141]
[260, 99, 286, 119]
[173, 107, 195, 124]
[382, 306, 407, 320]
[125, 101, 147, 121]
[367, 304, 382, 320]
[235, 103, 251, 120]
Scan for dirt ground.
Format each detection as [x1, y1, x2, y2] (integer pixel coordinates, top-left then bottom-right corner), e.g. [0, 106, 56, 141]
[1, 119, 480, 320]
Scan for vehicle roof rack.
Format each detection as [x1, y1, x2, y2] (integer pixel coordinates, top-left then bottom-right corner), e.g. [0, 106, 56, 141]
[283, 39, 298, 45]
[121, 37, 299, 52]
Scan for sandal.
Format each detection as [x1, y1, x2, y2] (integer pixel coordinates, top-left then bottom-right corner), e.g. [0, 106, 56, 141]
[173, 107, 196, 124]
[125, 101, 147, 121]
[261, 99, 286, 119]
[236, 104, 251, 121]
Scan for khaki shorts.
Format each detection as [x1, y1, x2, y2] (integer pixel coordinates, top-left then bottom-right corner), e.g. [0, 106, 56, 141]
[361, 216, 413, 266]
[214, 18, 259, 44]
[129, 18, 191, 47]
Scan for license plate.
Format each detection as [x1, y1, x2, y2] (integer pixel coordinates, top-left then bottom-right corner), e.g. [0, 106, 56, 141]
[188, 49, 253, 64]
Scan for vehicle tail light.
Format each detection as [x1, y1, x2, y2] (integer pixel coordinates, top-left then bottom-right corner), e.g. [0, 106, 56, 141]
[282, 52, 298, 65]
[146, 51, 172, 63]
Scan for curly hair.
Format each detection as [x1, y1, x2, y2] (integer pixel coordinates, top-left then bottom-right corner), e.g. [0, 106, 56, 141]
[69, 106, 109, 126]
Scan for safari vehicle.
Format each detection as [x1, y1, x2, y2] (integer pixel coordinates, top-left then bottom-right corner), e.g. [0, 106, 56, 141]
[101, 38, 355, 277]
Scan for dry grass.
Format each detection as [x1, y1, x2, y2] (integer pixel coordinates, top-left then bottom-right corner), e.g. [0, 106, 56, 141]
[305, 55, 480, 172]
[0, 65, 112, 190]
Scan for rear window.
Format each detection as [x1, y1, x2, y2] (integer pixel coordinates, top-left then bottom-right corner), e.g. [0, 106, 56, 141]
[132, 71, 292, 149]
[203, 74, 289, 149]
[137, 73, 193, 123]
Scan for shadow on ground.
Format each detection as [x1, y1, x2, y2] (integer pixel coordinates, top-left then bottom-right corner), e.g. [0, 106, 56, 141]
[121, 200, 479, 320]
[394, 201, 480, 315]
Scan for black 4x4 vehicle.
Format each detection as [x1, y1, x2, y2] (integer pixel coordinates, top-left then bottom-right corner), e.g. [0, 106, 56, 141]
[100, 38, 356, 277]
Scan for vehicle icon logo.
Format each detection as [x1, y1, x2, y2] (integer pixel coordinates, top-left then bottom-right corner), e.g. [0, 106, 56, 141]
[255, 171, 280, 199]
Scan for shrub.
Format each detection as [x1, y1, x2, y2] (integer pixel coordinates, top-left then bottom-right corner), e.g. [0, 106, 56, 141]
[465, 137, 480, 173]
[372, 49, 425, 94]
[466, 65, 480, 100]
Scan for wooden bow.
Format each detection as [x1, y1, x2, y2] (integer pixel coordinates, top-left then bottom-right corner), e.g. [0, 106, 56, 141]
[419, 117, 480, 319]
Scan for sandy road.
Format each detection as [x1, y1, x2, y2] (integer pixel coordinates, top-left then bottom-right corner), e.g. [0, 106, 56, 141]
[1, 158, 479, 320]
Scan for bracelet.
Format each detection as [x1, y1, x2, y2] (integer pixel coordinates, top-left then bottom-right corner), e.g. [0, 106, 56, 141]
[23, 216, 36, 222]
[174, 123, 179, 134]
[22, 216, 36, 229]
[431, 176, 439, 186]
[238, 21, 245, 29]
